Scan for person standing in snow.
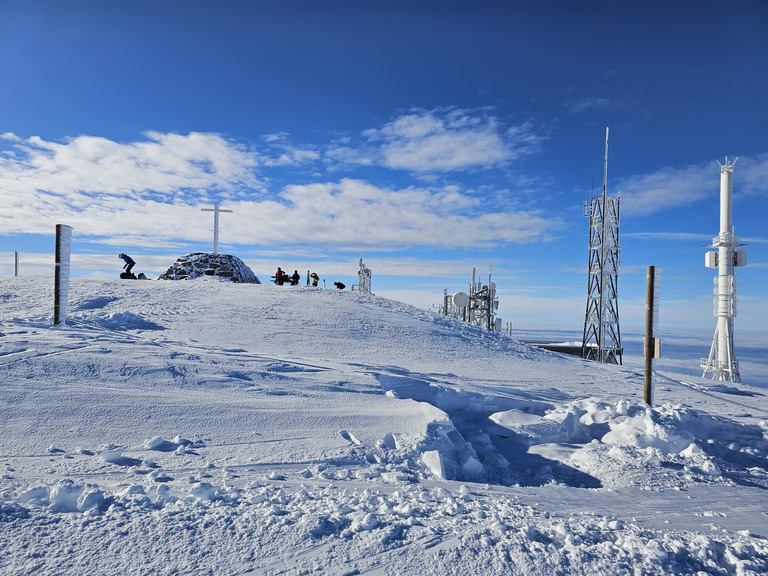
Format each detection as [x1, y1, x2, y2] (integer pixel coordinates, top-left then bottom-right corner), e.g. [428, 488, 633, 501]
[118, 253, 135, 276]
[273, 267, 287, 285]
[310, 272, 319, 287]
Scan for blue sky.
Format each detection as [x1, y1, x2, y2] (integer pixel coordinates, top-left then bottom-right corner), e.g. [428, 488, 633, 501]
[1, 0, 767, 335]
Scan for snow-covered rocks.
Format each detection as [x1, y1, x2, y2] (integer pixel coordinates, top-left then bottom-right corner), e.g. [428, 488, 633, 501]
[158, 252, 260, 283]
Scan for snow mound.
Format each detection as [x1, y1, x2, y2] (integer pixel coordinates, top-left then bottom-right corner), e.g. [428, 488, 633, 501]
[534, 400, 768, 488]
[158, 252, 260, 283]
[16, 480, 105, 514]
[76, 311, 165, 331]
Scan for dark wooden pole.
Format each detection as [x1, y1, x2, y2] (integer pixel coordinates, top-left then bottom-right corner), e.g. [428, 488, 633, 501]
[643, 266, 656, 405]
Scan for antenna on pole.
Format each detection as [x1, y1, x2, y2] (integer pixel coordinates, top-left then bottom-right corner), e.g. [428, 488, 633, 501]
[602, 127, 609, 202]
[701, 157, 747, 382]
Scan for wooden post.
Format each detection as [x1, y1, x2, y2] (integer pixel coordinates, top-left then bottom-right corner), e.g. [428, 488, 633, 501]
[644, 266, 656, 405]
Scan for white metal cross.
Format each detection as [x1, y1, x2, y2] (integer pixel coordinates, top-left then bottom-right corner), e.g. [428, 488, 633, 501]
[201, 202, 233, 254]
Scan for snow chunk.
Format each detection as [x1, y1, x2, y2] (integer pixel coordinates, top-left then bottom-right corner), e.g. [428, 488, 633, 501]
[340, 430, 362, 445]
[100, 446, 126, 463]
[421, 450, 444, 479]
[188, 482, 217, 501]
[144, 436, 166, 450]
[381, 433, 398, 450]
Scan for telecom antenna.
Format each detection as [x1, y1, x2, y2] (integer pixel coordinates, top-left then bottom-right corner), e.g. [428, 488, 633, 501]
[582, 128, 623, 364]
[701, 158, 747, 382]
[357, 256, 372, 294]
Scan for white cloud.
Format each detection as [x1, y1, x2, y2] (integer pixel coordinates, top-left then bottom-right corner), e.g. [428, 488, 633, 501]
[0, 132, 264, 235]
[617, 163, 711, 216]
[738, 153, 768, 197]
[569, 96, 613, 113]
[356, 108, 543, 172]
[1, 131, 261, 195]
[618, 154, 768, 217]
[260, 132, 320, 166]
[0, 129, 560, 250]
[256, 179, 561, 248]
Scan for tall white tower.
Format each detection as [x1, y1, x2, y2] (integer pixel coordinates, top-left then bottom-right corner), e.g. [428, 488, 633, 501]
[582, 128, 623, 364]
[701, 158, 748, 383]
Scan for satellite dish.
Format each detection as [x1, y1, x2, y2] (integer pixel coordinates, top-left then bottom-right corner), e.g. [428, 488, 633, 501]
[452, 291, 469, 308]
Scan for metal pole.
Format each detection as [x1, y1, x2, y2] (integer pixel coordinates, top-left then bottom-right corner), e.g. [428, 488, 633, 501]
[643, 266, 656, 405]
[598, 127, 609, 362]
[53, 225, 73, 326]
[15, 251, 19, 276]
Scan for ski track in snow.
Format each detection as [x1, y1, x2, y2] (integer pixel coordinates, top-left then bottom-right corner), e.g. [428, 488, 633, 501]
[1, 277, 768, 575]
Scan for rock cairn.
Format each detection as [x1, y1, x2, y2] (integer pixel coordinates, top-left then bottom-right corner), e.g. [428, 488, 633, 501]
[158, 253, 260, 283]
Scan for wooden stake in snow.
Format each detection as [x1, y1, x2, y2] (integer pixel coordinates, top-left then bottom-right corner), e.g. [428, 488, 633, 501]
[201, 202, 233, 255]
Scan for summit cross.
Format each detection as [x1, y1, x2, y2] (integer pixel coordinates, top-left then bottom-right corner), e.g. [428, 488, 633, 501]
[201, 202, 233, 255]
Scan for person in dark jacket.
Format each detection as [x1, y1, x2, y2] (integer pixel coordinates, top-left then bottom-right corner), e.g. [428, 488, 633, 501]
[118, 253, 135, 275]
[290, 270, 301, 285]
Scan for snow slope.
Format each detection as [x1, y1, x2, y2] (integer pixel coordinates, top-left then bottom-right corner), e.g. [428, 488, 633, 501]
[1, 276, 767, 575]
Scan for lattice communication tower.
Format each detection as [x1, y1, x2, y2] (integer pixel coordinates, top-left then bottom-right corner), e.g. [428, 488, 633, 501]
[582, 128, 623, 364]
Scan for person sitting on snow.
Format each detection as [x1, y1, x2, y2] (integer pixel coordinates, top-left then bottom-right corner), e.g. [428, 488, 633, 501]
[290, 270, 301, 286]
[333, 281, 345, 290]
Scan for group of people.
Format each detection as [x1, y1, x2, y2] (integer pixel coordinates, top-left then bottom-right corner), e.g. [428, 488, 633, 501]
[272, 267, 301, 286]
[273, 267, 344, 289]
[117, 254, 344, 289]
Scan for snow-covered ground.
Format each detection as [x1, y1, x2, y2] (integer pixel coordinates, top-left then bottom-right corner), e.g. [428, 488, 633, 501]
[1, 276, 767, 575]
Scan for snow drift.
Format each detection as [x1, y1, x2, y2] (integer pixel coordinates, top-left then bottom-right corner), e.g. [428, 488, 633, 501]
[1, 276, 767, 575]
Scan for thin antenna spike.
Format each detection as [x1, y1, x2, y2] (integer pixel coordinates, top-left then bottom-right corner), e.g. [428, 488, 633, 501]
[603, 127, 609, 200]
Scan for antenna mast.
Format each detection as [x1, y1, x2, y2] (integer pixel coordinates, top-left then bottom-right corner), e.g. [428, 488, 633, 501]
[701, 158, 747, 382]
[582, 128, 623, 364]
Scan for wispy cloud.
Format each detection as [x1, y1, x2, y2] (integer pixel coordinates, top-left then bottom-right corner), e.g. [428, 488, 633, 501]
[234, 179, 563, 248]
[738, 153, 768, 197]
[618, 163, 710, 216]
[332, 108, 544, 172]
[618, 155, 768, 217]
[622, 232, 713, 242]
[568, 96, 614, 114]
[260, 132, 321, 167]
